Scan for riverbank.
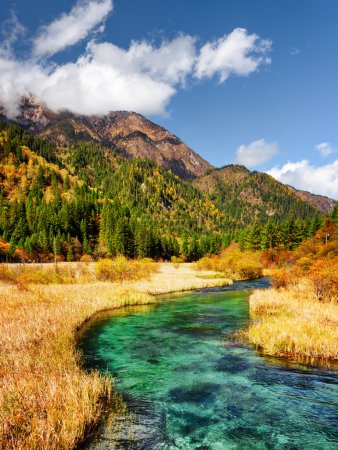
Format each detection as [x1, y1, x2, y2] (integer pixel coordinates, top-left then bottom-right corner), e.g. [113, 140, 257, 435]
[0, 263, 231, 449]
[78, 278, 338, 450]
[246, 279, 338, 361]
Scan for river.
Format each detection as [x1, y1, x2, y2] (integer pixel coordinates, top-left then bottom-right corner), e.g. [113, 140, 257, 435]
[78, 278, 338, 449]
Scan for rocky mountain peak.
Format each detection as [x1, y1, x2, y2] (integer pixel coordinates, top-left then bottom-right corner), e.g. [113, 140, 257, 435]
[1, 97, 211, 180]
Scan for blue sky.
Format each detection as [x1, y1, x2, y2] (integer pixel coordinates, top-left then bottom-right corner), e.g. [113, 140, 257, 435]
[1, 0, 338, 198]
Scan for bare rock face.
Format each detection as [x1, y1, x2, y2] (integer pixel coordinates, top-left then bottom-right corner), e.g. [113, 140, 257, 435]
[3, 97, 211, 180]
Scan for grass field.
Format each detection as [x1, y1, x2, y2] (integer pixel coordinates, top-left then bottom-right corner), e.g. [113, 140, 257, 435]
[246, 280, 338, 362]
[0, 262, 231, 449]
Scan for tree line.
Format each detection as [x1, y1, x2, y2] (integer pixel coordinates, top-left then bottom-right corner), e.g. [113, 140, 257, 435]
[0, 122, 326, 262]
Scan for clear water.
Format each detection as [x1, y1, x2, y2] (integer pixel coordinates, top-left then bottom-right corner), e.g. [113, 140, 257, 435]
[79, 278, 338, 449]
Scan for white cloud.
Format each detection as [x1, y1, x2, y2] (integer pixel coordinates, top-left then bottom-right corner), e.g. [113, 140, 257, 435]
[91, 35, 197, 86]
[267, 160, 338, 199]
[33, 51, 176, 116]
[0, 48, 175, 117]
[195, 28, 271, 82]
[315, 142, 336, 157]
[0, 12, 26, 58]
[236, 139, 278, 167]
[32, 0, 113, 58]
[0, 3, 271, 117]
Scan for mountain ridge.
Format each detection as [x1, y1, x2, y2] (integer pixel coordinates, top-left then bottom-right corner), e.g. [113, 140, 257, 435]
[193, 165, 336, 215]
[0, 121, 325, 262]
[0, 96, 335, 213]
[0, 97, 211, 181]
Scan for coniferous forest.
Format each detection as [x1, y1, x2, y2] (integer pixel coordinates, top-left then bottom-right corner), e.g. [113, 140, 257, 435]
[0, 122, 327, 262]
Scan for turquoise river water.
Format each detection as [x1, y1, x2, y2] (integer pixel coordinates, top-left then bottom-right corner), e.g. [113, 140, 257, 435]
[79, 278, 338, 449]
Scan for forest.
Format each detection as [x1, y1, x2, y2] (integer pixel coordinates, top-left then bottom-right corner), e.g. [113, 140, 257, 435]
[0, 122, 326, 262]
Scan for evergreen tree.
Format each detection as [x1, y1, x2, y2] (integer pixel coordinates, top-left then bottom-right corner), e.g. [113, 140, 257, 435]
[114, 217, 134, 257]
[261, 220, 276, 250]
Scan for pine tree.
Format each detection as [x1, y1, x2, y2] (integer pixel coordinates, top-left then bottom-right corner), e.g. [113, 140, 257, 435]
[114, 217, 134, 257]
[187, 236, 201, 261]
[308, 215, 321, 237]
[181, 238, 189, 259]
[261, 220, 276, 250]
[135, 221, 149, 258]
[67, 246, 74, 262]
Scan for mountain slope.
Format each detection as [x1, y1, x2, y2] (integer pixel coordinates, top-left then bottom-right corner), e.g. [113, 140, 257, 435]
[286, 186, 336, 214]
[0, 123, 229, 262]
[1, 97, 335, 214]
[1, 97, 211, 181]
[193, 165, 321, 225]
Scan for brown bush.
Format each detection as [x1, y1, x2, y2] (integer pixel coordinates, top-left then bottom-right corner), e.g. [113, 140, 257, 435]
[270, 268, 296, 289]
[196, 250, 263, 280]
[80, 254, 93, 263]
[171, 256, 184, 268]
[295, 256, 314, 274]
[309, 257, 338, 302]
[94, 256, 158, 282]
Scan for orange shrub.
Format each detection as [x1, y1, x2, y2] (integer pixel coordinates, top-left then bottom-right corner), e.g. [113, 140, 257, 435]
[80, 254, 93, 263]
[295, 256, 314, 274]
[196, 250, 263, 280]
[309, 257, 338, 302]
[270, 268, 296, 289]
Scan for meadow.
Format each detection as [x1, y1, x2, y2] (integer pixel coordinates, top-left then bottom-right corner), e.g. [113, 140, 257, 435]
[0, 260, 231, 449]
[246, 279, 338, 361]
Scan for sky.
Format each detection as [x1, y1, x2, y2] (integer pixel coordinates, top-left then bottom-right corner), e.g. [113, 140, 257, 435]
[0, 0, 338, 199]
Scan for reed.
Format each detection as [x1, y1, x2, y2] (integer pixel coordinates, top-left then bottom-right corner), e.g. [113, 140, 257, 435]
[246, 280, 338, 360]
[129, 263, 232, 295]
[0, 261, 230, 449]
[0, 281, 154, 450]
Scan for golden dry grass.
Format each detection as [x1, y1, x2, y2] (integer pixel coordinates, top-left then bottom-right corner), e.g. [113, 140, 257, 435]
[128, 263, 232, 295]
[246, 280, 338, 361]
[0, 262, 231, 449]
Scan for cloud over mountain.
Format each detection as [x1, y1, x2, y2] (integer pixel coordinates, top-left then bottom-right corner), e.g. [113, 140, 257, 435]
[267, 159, 338, 199]
[236, 139, 278, 167]
[0, 0, 271, 117]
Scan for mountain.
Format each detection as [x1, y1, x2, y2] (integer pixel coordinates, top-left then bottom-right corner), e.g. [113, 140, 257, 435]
[2, 97, 335, 213]
[0, 97, 211, 181]
[0, 97, 334, 262]
[1, 97, 335, 213]
[193, 165, 325, 225]
[0, 122, 229, 262]
[286, 186, 336, 214]
[0, 122, 320, 262]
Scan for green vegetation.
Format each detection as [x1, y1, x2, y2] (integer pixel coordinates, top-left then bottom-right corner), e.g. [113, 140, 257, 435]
[0, 122, 328, 262]
[194, 164, 318, 227]
[0, 123, 226, 262]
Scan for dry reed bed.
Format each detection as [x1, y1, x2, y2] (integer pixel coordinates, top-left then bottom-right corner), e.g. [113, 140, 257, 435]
[0, 263, 231, 449]
[246, 280, 338, 360]
[129, 263, 232, 295]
